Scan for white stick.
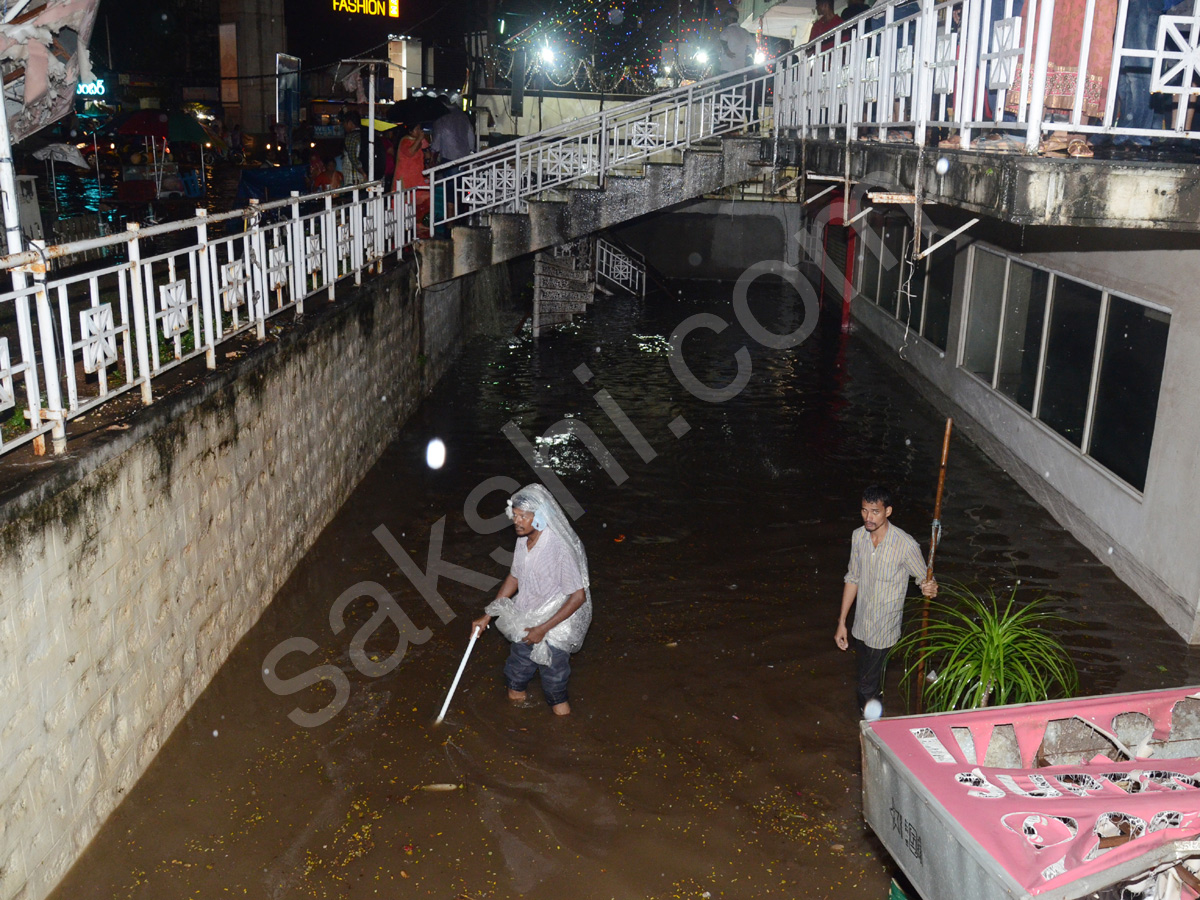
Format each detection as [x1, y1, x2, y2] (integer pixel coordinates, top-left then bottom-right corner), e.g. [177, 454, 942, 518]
[434, 626, 482, 724]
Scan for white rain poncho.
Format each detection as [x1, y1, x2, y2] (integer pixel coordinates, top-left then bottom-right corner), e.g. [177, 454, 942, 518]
[484, 484, 592, 666]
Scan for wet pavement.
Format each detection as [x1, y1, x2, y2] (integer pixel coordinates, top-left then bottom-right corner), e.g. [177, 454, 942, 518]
[49, 280, 1200, 900]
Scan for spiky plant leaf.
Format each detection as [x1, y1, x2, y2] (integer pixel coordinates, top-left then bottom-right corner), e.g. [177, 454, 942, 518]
[893, 583, 1079, 713]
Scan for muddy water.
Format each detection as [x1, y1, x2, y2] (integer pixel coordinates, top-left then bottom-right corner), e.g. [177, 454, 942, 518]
[50, 282, 1200, 900]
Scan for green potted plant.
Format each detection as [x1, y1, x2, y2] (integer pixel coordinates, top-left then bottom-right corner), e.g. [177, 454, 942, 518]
[893, 582, 1080, 712]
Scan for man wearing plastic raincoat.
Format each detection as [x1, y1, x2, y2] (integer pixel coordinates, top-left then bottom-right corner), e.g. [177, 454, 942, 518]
[472, 484, 592, 716]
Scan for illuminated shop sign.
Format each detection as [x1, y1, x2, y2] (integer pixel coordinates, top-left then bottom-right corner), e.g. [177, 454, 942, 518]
[331, 0, 399, 14]
[76, 79, 105, 96]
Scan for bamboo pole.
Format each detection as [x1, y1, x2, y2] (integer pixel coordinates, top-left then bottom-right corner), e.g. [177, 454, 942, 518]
[916, 417, 953, 713]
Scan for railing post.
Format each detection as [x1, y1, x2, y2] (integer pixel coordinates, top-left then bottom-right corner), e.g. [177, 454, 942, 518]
[11, 275, 44, 454]
[125, 223, 153, 404]
[325, 192, 337, 301]
[290, 190, 306, 316]
[196, 209, 217, 370]
[513, 141, 523, 209]
[27, 240, 65, 452]
[352, 187, 364, 286]
[393, 187, 406, 259]
[372, 185, 384, 274]
[959, 0, 983, 146]
[686, 84, 695, 146]
[598, 112, 609, 189]
[1025, 0, 1056, 152]
[248, 199, 268, 340]
[914, 0, 937, 146]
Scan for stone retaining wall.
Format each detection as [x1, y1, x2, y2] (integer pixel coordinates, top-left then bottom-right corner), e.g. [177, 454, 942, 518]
[0, 261, 512, 900]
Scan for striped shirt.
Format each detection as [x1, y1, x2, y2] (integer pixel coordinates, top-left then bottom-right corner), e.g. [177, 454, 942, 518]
[844, 522, 928, 649]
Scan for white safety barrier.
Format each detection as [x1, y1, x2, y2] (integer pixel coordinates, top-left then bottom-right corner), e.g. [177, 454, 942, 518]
[774, 0, 1200, 152]
[0, 183, 418, 458]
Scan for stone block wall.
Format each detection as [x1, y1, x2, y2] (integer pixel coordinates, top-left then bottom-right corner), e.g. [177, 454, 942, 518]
[0, 260, 512, 900]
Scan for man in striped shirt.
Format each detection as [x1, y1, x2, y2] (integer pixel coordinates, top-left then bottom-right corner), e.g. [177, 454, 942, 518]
[834, 485, 938, 715]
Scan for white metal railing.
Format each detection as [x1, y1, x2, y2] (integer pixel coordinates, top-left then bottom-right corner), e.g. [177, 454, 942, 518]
[427, 64, 776, 226]
[775, 0, 1200, 152]
[595, 237, 646, 297]
[0, 182, 418, 459]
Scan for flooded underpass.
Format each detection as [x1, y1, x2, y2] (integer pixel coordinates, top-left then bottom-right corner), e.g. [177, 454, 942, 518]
[49, 278, 1200, 900]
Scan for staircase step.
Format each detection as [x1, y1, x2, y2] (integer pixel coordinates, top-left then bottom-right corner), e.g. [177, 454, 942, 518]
[538, 299, 591, 314]
[535, 273, 591, 293]
[535, 257, 585, 275]
[536, 287, 593, 306]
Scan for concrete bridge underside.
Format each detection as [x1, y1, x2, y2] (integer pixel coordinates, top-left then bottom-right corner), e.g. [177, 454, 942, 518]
[417, 138, 765, 287]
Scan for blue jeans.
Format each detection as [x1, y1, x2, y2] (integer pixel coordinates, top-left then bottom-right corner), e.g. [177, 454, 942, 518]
[504, 641, 571, 706]
[1116, 0, 1160, 142]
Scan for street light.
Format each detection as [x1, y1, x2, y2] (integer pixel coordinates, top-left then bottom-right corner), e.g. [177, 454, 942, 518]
[540, 44, 555, 65]
[753, 49, 766, 64]
[693, 48, 709, 64]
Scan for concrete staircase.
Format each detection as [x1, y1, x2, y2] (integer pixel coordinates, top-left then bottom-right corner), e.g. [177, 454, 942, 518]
[415, 136, 766, 288]
[533, 246, 593, 336]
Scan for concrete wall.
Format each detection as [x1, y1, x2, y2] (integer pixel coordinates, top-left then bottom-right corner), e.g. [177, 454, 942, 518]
[845, 222, 1200, 642]
[0, 262, 513, 900]
[614, 198, 803, 280]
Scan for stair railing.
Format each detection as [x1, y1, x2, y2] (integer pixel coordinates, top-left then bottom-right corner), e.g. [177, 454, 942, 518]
[427, 60, 784, 229]
[595, 236, 646, 298]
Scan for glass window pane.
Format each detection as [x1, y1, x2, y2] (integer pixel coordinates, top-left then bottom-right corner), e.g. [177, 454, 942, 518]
[922, 240, 954, 350]
[996, 262, 1049, 411]
[877, 222, 905, 316]
[962, 249, 1006, 379]
[1038, 278, 1101, 447]
[859, 223, 881, 303]
[1088, 298, 1170, 491]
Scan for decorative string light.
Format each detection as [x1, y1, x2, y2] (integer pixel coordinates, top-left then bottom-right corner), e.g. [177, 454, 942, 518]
[489, 1, 743, 93]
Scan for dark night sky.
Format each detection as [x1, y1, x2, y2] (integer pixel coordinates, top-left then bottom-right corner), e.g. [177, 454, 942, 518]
[94, 0, 481, 81]
[284, 0, 479, 68]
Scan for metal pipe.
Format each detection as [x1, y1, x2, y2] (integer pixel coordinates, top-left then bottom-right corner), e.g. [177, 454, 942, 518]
[368, 63, 376, 184]
[1024, 0, 1057, 152]
[915, 217, 979, 259]
[1070, 0, 1098, 126]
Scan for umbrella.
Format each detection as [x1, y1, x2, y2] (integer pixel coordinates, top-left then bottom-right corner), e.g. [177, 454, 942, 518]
[386, 96, 450, 127]
[117, 110, 214, 198]
[117, 109, 170, 139]
[32, 143, 89, 169]
[33, 143, 90, 213]
[166, 113, 210, 145]
[117, 109, 209, 144]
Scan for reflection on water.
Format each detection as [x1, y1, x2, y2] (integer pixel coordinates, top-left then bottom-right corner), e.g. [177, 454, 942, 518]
[36, 158, 226, 239]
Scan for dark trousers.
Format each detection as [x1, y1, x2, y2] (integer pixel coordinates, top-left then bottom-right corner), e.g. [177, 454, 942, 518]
[855, 640, 890, 712]
[504, 641, 571, 706]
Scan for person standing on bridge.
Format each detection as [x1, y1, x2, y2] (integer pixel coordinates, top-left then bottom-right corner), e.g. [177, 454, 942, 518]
[393, 121, 431, 238]
[339, 109, 367, 186]
[834, 485, 937, 716]
[718, 14, 755, 74]
[472, 484, 592, 716]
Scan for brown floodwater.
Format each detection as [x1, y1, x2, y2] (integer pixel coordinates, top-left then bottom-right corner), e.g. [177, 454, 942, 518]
[49, 281, 1200, 900]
